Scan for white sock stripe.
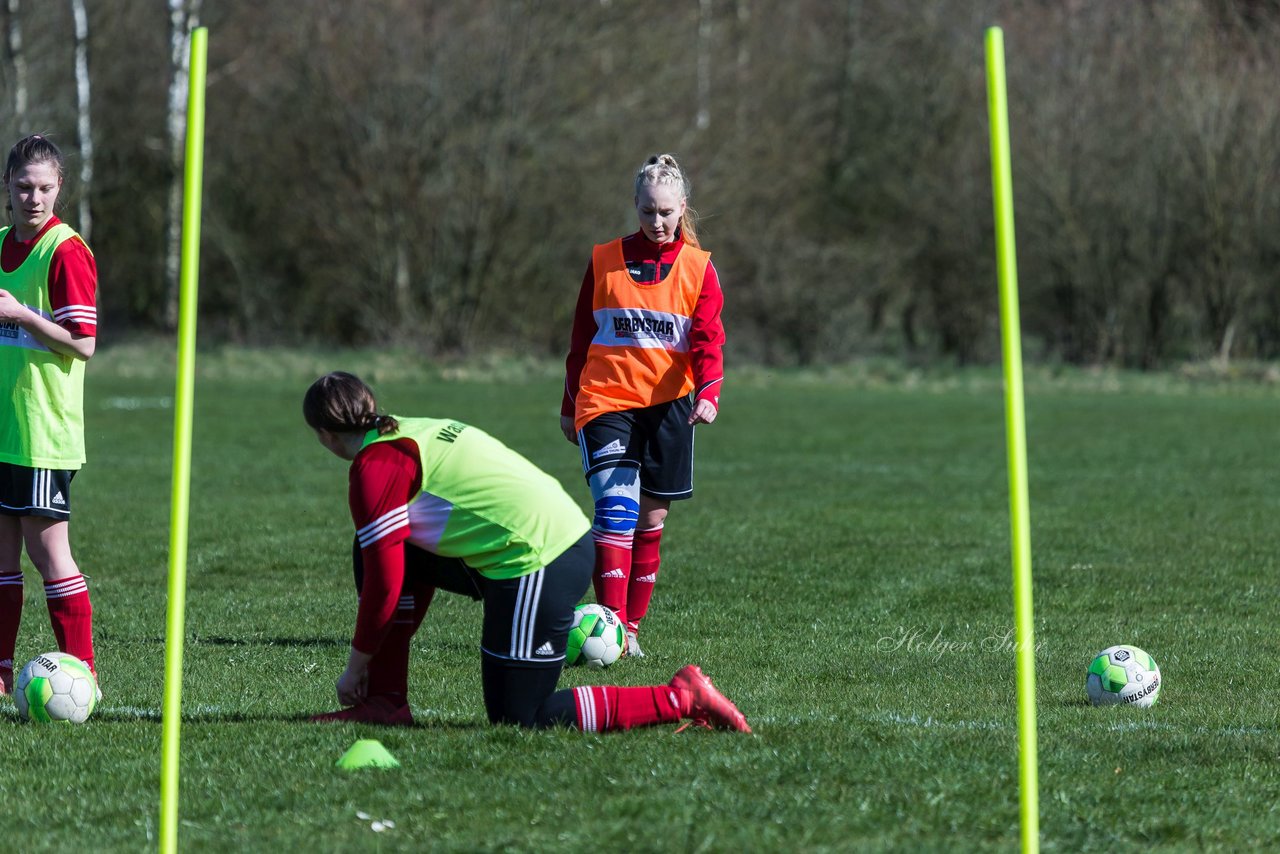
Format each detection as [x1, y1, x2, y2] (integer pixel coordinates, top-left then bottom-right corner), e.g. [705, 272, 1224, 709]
[44, 578, 87, 591]
[44, 574, 85, 588]
[575, 686, 597, 732]
[45, 577, 88, 598]
[0, 573, 24, 586]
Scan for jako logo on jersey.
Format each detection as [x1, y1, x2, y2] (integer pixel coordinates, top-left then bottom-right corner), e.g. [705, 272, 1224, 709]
[592, 439, 626, 459]
[613, 315, 676, 342]
[534, 642, 555, 656]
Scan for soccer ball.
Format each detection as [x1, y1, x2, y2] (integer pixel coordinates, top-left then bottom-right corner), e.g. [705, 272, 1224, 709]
[566, 604, 624, 668]
[1086, 645, 1161, 708]
[15, 652, 98, 723]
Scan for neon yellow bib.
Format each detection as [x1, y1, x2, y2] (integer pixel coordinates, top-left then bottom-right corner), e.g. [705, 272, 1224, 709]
[0, 224, 91, 469]
[363, 417, 590, 579]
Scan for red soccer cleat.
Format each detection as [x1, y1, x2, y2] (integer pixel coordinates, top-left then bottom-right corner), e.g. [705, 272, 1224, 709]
[669, 665, 751, 733]
[309, 695, 413, 727]
[0, 667, 12, 697]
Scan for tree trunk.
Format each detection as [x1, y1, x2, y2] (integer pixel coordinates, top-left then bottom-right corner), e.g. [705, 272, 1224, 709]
[4, 0, 27, 126]
[696, 0, 711, 131]
[164, 0, 201, 330]
[734, 0, 750, 135]
[70, 0, 92, 240]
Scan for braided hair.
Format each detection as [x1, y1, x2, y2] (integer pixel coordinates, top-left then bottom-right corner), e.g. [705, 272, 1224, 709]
[634, 153, 700, 248]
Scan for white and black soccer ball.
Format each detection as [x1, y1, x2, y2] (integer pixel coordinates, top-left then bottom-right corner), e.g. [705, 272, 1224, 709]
[15, 652, 98, 723]
[1085, 645, 1161, 708]
[566, 604, 625, 668]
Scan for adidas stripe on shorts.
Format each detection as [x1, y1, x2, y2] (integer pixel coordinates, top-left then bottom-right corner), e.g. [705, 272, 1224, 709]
[479, 534, 593, 667]
[0, 463, 75, 519]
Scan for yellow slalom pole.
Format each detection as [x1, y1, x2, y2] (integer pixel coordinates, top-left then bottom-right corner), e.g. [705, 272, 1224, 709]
[984, 26, 1039, 854]
[159, 26, 208, 854]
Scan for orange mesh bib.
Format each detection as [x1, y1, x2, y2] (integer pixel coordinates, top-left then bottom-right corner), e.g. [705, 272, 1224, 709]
[574, 238, 711, 430]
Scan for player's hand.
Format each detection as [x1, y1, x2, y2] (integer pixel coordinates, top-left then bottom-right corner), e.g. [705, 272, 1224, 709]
[0, 289, 29, 322]
[560, 415, 579, 445]
[689, 399, 718, 426]
[336, 660, 369, 706]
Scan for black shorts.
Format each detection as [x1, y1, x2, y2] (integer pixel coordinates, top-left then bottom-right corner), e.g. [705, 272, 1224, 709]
[0, 463, 75, 520]
[578, 397, 695, 500]
[479, 533, 593, 667]
[352, 537, 487, 600]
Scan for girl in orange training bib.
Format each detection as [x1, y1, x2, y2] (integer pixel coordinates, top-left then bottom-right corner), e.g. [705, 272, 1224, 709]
[560, 154, 726, 658]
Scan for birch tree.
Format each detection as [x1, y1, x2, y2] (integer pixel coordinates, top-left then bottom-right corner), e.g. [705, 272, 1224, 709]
[164, 0, 201, 329]
[70, 0, 91, 238]
[4, 0, 27, 127]
[696, 0, 711, 131]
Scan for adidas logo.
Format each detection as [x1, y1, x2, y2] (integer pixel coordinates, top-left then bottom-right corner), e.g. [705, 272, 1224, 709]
[534, 642, 554, 656]
[600, 568, 626, 579]
[591, 439, 626, 459]
[634, 573, 657, 583]
[51, 491, 66, 506]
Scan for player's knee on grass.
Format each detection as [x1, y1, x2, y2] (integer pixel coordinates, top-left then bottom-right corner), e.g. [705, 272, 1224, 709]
[481, 658, 574, 728]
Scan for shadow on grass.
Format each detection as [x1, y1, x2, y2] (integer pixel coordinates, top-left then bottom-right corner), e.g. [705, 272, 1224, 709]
[1059, 697, 1100, 708]
[79, 707, 488, 730]
[132, 635, 349, 649]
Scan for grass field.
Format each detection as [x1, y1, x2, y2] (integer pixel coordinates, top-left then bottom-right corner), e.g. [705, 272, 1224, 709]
[3, 348, 1280, 851]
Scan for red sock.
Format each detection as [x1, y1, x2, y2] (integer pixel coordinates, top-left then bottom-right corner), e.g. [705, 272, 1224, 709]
[44, 574, 95, 674]
[367, 583, 434, 701]
[626, 525, 663, 634]
[571, 684, 683, 732]
[0, 571, 22, 671]
[591, 536, 632, 625]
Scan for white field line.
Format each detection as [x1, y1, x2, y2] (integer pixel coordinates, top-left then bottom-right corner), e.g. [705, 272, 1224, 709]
[4, 703, 1271, 738]
[869, 710, 1270, 737]
[101, 396, 173, 410]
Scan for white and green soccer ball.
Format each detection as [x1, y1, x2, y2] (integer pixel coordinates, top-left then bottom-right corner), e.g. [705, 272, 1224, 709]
[566, 604, 624, 668]
[15, 652, 98, 723]
[1086, 645, 1161, 708]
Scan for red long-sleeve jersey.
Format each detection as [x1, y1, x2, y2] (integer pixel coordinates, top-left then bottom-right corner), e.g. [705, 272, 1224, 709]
[1, 215, 98, 336]
[561, 231, 724, 419]
[346, 439, 422, 654]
